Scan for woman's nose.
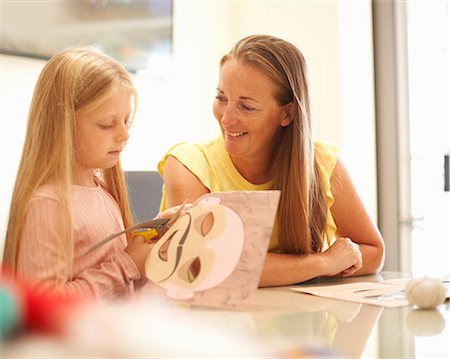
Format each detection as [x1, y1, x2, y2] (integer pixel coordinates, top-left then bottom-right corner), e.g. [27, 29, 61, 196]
[220, 104, 238, 126]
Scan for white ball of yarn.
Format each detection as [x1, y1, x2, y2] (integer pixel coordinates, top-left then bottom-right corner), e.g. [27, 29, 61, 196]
[405, 277, 446, 309]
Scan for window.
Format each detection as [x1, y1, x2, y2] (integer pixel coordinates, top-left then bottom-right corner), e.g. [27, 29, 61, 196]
[0, 0, 173, 76]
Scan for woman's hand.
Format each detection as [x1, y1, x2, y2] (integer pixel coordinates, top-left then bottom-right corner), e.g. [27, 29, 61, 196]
[156, 203, 191, 220]
[320, 237, 363, 277]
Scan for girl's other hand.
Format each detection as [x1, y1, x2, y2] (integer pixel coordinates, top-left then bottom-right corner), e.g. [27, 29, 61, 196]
[125, 235, 153, 277]
[127, 203, 192, 277]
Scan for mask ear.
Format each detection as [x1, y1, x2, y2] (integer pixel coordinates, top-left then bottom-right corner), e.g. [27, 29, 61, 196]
[280, 102, 294, 127]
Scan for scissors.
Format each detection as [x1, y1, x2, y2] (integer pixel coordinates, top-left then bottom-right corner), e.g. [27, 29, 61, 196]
[83, 201, 187, 256]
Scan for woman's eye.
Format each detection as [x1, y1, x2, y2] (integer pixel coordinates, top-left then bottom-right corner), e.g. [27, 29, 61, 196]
[99, 124, 113, 129]
[240, 104, 255, 112]
[215, 95, 227, 103]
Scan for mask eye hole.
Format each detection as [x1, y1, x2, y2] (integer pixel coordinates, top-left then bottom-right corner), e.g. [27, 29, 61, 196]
[200, 212, 214, 237]
[178, 256, 201, 283]
[188, 257, 201, 283]
[193, 211, 215, 237]
[158, 231, 176, 261]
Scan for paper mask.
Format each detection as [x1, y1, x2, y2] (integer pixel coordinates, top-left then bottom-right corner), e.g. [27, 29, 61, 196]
[144, 190, 280, 309]
[146, 196, 245, 299]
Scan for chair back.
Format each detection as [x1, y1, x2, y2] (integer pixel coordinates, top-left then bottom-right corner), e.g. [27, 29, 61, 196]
[125, 171, 163, 222]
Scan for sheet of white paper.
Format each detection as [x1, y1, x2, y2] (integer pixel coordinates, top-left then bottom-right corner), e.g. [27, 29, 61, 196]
[291, 277, 450, 308]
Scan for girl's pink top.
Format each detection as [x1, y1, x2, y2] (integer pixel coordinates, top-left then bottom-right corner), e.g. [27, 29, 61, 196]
[16, 180, 143, 299]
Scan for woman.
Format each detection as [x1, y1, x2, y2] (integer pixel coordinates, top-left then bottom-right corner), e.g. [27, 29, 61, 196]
[158, 35, 385, 287]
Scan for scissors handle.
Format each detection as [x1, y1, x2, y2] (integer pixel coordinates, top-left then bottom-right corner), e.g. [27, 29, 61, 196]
[83, 200, 187, 256]
[83, 218, 169, 256]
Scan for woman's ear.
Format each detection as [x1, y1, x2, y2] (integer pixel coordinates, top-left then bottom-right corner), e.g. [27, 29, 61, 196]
[280, 102, 295, 127]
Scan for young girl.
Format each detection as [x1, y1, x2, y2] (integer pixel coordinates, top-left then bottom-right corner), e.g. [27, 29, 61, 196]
[2, 47, 165, 299]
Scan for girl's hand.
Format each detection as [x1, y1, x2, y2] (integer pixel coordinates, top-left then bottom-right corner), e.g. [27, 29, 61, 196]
[125, 235, 154, 277]
[126, 204, 192, 277]
[320, 237, 363, 277]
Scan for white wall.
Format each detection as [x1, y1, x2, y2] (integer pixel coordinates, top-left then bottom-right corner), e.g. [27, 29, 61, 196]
[0, 0, 376, 250]
[0, 55, 47, 252]
[339, 0, 377, 221]
[228, 1, 341, 145]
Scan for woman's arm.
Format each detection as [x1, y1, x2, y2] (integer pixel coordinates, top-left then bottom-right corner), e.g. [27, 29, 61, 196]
[329, 158, 385, 276]
[259, 158, 384, 287]
[259, 236, 363, 287]
[162, 155, 210, 207]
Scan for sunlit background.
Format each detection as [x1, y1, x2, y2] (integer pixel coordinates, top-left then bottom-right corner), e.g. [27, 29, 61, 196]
[1, 0, 448, 280]
[406, 1, 449, 279]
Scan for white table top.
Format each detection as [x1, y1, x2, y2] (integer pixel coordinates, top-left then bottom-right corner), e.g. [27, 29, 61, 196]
[4, 272, 449, 358]
[250, 272, 449, 358]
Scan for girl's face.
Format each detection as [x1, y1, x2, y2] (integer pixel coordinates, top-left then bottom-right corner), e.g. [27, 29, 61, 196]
[74, 88, 132, 185]
[213, 59, 292, 165]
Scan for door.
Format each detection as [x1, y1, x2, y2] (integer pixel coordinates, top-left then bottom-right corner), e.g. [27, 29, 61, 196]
[374, 0, 449, 276]
[406, 0, 450, 277]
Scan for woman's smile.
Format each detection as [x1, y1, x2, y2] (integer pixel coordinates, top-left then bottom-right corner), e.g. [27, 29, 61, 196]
[225, 130, 248, 138]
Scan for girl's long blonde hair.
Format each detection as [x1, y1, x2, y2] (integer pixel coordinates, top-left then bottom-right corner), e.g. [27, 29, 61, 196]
[221, 35, 327, 254]
[3, 47, 136, 284]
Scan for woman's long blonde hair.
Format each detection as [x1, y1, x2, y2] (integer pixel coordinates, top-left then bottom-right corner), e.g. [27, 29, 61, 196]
[3, 47, 136, 282]
[221, 35, 327, 254]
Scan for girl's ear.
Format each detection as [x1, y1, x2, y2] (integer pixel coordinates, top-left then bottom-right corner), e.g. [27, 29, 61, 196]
[280, 102, 295, 127]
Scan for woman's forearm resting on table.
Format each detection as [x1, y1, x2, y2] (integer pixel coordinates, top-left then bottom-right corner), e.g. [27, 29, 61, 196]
[259, 237, 384, 287]
[353, 241, 385, 276]
[259, 252, 333, 287]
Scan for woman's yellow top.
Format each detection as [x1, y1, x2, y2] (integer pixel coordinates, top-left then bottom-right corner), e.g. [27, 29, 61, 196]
[158, 136, 338, 252]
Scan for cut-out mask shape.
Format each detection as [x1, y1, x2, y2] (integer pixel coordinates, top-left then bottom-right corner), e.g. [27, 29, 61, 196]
[145, 196, 245, 300]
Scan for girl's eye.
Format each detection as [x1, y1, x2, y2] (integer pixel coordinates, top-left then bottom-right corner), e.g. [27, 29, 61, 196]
[99, 124, 113, 129]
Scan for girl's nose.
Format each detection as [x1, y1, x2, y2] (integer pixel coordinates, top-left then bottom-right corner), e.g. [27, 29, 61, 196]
[116, 122, 129, 142]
